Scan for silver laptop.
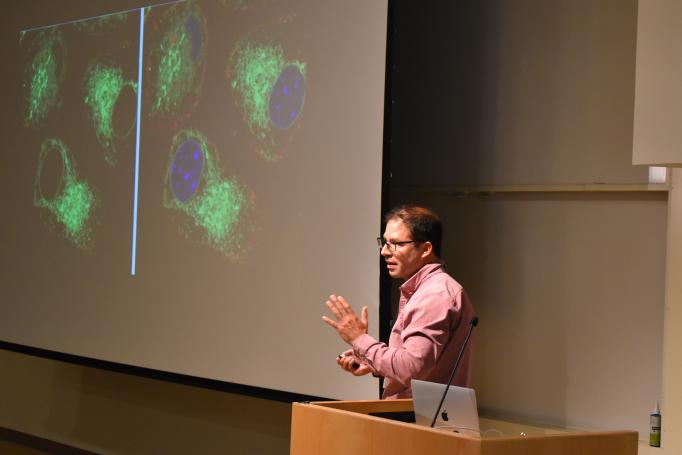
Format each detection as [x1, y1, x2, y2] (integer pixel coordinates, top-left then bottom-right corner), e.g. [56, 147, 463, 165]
[411, 379, 480, 435]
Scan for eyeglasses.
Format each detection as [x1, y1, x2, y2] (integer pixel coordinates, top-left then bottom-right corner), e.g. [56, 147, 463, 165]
[377, 237, 418, 251]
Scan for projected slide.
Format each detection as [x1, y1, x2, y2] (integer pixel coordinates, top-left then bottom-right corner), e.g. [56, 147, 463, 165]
[4, 0, 387, 401]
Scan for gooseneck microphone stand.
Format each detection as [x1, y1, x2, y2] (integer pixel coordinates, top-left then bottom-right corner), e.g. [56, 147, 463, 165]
[430, 316, 479, 428]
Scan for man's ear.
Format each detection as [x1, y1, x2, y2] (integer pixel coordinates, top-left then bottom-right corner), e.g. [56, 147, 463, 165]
[421, 241, 433, 258]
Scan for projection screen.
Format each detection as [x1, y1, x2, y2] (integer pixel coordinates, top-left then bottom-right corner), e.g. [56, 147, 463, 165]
[1, 0, 388, 400]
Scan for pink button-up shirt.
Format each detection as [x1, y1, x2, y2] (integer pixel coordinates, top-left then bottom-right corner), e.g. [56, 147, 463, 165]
[352, 262, 475, 399]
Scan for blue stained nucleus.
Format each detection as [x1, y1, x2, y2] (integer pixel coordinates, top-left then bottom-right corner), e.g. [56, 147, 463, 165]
[185, 15, 203, 62]
[269, 64, 305, 129]
[170, 138, 204, 202]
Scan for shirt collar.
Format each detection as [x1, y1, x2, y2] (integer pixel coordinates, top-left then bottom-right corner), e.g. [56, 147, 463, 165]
[399, 262, 444, 298]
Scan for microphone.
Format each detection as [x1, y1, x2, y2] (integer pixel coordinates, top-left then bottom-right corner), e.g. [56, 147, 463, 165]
[430, 316, 478, 428]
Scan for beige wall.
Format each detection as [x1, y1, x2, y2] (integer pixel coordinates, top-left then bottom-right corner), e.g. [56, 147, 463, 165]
[0, 349, 291, 454]
[661, 169, 682, 451]
[633, 1, 682, 166]
[633, 3, 682, 448]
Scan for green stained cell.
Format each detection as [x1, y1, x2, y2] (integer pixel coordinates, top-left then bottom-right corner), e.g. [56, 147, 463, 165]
[193, 180, 246, 249]
[25, 30, 65, 127]
[84, 61, 137, 165]
[34, 139, 98, 249]
[164, 130, 252, 258]
[54, 181, 95, 240]
[232, 43, 285, 131]
[152, 5, 205, 117]
[229, 40, 305, 160]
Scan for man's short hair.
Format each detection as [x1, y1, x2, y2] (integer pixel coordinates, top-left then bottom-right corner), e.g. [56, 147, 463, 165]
[385, 205, 443, 258]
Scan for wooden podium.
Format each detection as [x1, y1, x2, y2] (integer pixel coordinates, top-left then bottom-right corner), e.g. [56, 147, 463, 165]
[290, 399, 638, 455]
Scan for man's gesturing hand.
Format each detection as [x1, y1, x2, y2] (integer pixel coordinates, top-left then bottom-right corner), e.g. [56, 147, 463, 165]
[322, 294, 368, 344]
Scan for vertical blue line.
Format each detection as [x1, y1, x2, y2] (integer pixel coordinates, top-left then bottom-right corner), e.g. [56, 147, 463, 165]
[131, 8, 145, 276]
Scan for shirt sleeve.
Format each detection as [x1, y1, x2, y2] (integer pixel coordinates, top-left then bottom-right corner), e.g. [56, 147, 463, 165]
[351, 290, 460, 387]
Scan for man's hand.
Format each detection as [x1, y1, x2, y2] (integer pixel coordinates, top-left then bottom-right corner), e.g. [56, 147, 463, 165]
[322, 294, 368, 344]
[337, 349, 371, 376]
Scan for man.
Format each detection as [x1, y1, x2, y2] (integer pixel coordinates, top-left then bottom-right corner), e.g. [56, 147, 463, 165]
[322, 205, 475, 399]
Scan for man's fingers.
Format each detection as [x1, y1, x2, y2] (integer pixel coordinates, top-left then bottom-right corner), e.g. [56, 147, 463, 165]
[325, 300, 343, 319]
[344, 359, 359, 372]
[352, 365, 371, 376]
[336, 296, 354, 315]
[324, 294, 369, 345]
[337, 357, 353, 371]
[322, 316, 338, 329]
[327, 295, 349, 316]
[326, 295, 359, 323]
[328, 294, 360, 318]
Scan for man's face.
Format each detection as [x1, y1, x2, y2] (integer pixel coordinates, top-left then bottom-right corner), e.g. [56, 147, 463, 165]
[381, 218, 426, 280]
